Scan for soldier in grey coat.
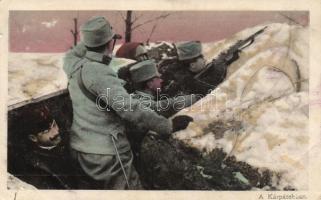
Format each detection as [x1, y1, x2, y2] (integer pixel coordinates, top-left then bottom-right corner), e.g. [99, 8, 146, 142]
[160, 41, 211, 97]
[125, 60, 197, 167]
[129, 59, 198, 117]
[63, 16, 192, 189]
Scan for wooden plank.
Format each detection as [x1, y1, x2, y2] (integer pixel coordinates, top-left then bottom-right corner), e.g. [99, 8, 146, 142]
[8, 89, 69, 111]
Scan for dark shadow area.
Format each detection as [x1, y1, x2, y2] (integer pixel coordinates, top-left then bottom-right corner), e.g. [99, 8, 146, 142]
[7, 91, 76, 189]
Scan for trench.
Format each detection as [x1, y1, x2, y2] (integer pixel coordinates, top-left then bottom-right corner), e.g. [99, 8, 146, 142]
[7, 90, 286, 190]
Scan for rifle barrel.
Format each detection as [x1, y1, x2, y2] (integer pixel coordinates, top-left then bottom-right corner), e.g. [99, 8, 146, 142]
[194, 26, 268, 80]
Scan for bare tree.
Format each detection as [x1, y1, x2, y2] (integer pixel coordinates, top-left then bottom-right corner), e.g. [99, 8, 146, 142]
[70, 18, 78, 46]
[125, 11, 133, 42]
[119, 11, 171, 43]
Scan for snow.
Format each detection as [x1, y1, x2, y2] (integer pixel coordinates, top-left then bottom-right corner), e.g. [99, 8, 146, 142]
[8, 22, 309, 190]
[8, 52, 133, 106]
[41, 19, 58, 28]
[145, 41, 174, 50]
[22, 25, 28, 33]
[174, 23, 309, 190]
[8, 53, 67, 105]
[7, 173, 36, 189]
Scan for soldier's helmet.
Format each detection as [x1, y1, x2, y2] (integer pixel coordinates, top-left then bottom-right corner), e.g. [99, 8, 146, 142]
[174, 41, 202, 61]
[135, 45, 149, 61]
[80, 16, 121, 47]
[129, 60, 160, 83]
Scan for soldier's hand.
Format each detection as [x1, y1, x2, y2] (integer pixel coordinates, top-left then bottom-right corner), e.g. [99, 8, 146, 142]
[172, 115, 194, 132]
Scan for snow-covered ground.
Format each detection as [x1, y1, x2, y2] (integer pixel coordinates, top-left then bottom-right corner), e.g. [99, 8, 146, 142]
[8, 53, 66, 105]
[7, 174, 36, 190]
[174, 23, 309, 190]
[8, 23, 309, 190]
[8, 52, 132, 106]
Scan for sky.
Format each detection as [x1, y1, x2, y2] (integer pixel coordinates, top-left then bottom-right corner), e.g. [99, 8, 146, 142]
[9, 11, 309, 52]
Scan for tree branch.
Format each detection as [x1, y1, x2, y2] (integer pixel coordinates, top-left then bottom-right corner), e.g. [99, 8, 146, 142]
[146, 23, 158, 44]
[278, 13, 303, 26]
[132, 12, 144, 24]
[132, 13, 171, 30]
[118, 11, 126, 22]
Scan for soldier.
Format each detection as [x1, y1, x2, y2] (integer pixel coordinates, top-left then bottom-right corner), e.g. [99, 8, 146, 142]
[126, 60, 198, 163]
[129, 59, 198, 117]
[116, 43, 149, 93]
[116, 42, 149, 61]
[63, 16, 192, 189]
[160, 41, 212, 97]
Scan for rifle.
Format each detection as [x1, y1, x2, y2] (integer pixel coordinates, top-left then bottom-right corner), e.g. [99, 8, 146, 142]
[194, 26, 268, 89]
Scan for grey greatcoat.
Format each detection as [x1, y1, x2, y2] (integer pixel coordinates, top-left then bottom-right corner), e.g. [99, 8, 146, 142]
[131, 90, 198, 118]
[63, 49, 172, 155]
[63, 44, 172, 189]
[125, 89, 198, 171]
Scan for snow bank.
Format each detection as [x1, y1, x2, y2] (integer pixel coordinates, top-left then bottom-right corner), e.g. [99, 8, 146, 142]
[8, 53, 67, 105]
[8, 52, 133, 106]
[7, 173, 36, 189]
[8, 22, 309, 190]
[174, 23, 309, 190]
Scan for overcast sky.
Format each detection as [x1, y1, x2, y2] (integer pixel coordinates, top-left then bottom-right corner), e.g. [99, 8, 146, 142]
[9, 11, 308, 52]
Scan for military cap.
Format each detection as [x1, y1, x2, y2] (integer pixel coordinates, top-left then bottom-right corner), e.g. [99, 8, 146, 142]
[174, 41, 202, 61]
[81, 16, 121, 47]
[135, 45, 148, 58]
[130, 60, 160, 83]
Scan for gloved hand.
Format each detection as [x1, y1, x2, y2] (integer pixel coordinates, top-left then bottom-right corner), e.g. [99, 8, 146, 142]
[172, 115, 194, 132]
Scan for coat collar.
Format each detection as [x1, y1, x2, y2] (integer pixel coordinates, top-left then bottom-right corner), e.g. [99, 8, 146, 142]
[85, 51, 111, 65]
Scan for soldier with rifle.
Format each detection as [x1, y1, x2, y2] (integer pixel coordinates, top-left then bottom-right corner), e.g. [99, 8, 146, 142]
[194, 26, 267, 90]
[159, 41, 209, 97]
[160, 26, 267, 97]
